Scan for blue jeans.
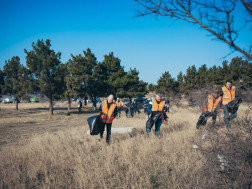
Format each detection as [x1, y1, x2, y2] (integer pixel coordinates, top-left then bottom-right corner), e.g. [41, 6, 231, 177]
[223, 105, 237, 129]
[146, 118, 162, 135]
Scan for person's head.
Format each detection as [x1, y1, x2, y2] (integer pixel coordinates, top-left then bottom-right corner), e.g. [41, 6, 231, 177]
[226, 80, 232, 88]
[212, 88, 220, 98]
[108, 94, 114, 103]
[117, 98, 120, 101]
[155, 94, 161, 102]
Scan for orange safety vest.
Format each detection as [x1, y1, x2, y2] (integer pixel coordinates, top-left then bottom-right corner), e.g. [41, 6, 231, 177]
[152, 98, 165, 111]
[116, 100, 122, 107]
[221, 86, 235, 106]
[101, 100, 116, 123]
[207, 94, 221, 112]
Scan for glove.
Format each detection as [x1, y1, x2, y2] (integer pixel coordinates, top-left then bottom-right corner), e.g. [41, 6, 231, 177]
[163, 120, 167, 124]
[204, 109, 208, 112]
[111, 116, 115, 121]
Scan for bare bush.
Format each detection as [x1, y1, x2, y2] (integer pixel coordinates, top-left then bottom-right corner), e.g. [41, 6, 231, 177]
[193, 107, 252, 188]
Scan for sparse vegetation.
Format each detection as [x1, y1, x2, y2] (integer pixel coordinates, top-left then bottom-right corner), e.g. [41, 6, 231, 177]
[0, 101, 251, 188]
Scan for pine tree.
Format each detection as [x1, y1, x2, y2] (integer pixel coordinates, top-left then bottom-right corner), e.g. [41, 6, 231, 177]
[177, 71, 184, 93]
[156, 71, 178, 95]
[196, 64, 208, 88]
[0, 69, 4, 97]
[3, 56, 31, 110]
[102, 52, 124, 95]
[25, 39, 65, 115]
[148, 83, 156, 92]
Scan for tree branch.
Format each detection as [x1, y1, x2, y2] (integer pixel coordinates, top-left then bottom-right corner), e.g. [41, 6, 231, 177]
[135, 0, 252, 59]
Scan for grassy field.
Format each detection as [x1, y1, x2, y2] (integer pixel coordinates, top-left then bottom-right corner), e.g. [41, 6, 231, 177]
[0, 100, 251, 188]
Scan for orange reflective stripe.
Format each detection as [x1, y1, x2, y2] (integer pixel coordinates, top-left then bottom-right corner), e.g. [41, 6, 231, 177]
[152, 98, 164, 111]
[222, 86, 235, 105]
[101, 100, 115, 123]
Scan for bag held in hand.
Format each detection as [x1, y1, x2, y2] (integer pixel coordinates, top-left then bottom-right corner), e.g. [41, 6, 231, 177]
[87, 115, 101, 135]
[146, 112, 162, 130]
[196, 112, 216, 127]
[226, 97, 242, 113]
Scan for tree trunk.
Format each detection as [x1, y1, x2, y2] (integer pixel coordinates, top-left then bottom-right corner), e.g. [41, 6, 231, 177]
[16, 97, 18, 110]
[84, 96, 87, 106]
[68, 97, 71, 111]
[49, 97, 53, 115]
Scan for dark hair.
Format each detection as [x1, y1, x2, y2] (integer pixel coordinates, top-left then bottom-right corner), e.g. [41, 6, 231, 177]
[226, 79, 232, 84]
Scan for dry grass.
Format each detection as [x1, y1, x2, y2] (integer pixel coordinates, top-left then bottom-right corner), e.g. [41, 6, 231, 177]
[0, 100, 251, 188]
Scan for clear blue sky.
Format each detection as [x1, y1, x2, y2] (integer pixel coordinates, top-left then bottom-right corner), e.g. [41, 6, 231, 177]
[0, 0, 251, 84]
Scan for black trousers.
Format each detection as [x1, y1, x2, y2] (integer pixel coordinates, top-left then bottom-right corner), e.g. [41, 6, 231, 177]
[100, 122, 112, 143]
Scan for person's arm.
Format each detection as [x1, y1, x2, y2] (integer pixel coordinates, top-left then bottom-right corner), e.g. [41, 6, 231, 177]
[98, 104, 102, 112]
[164, 105, 169, 112]
[203, 98, 208, 112]
[214, 97, 222, 112]
[219, 88, 223, 97]
[147, 104, 152, 115]
[112, 106, 118, 118]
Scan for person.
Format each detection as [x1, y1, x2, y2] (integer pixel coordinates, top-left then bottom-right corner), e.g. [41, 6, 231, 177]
[132, 100, 141, 115]
[146, 94, 168, 136]
[78, 99, 82, 111]
[163, 98, 170, 123]
[189, 97, 196, 107]
[220, 80, 237, 129]
[165, 98, 170, 113]
[143, 99, 149, 115]
[196, 90, 222, 129]
[99, 94, 117, 144]
[115, 98, 123, 118]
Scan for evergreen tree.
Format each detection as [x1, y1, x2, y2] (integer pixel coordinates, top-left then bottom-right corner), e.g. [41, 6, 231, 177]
[25, 39, 65, 115]
[156, 71, 178, 95]
[177, 71, 184, 93]
[148, 83, 156, 92]
[64, 64, 74, 110]
[126, 68, 147, 100]
[102, 52, 124, 95]
[196, 64, 208, 88]
[84, 48, 103, 108]
[66, 48, 104, 109]
[220, 60, 230, 82]
[0, 69, 4, 97]
[3, 56, 31, 110]
[183, 65, 197, 92]
[66, 53, 87, 99]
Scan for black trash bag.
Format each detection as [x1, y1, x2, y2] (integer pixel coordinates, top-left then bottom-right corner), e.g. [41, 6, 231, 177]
[146, 112, 162, 130]
[146, 116, 154, 130]
[196, 112, 216, 129]
[87, 115, 101, 135]
[152, 113, 162, 123]
[227, 97, 242, 113]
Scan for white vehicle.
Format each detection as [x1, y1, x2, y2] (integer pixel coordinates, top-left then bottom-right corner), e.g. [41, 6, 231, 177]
[2, 97, 15, 104]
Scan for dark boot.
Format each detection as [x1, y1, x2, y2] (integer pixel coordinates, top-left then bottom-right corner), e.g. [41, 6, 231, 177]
[106, 136, 110, 144]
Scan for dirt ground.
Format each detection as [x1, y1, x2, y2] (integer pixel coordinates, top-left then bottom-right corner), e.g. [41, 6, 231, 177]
[0, 101, 99, 150]
[0, 100, 250, 150]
